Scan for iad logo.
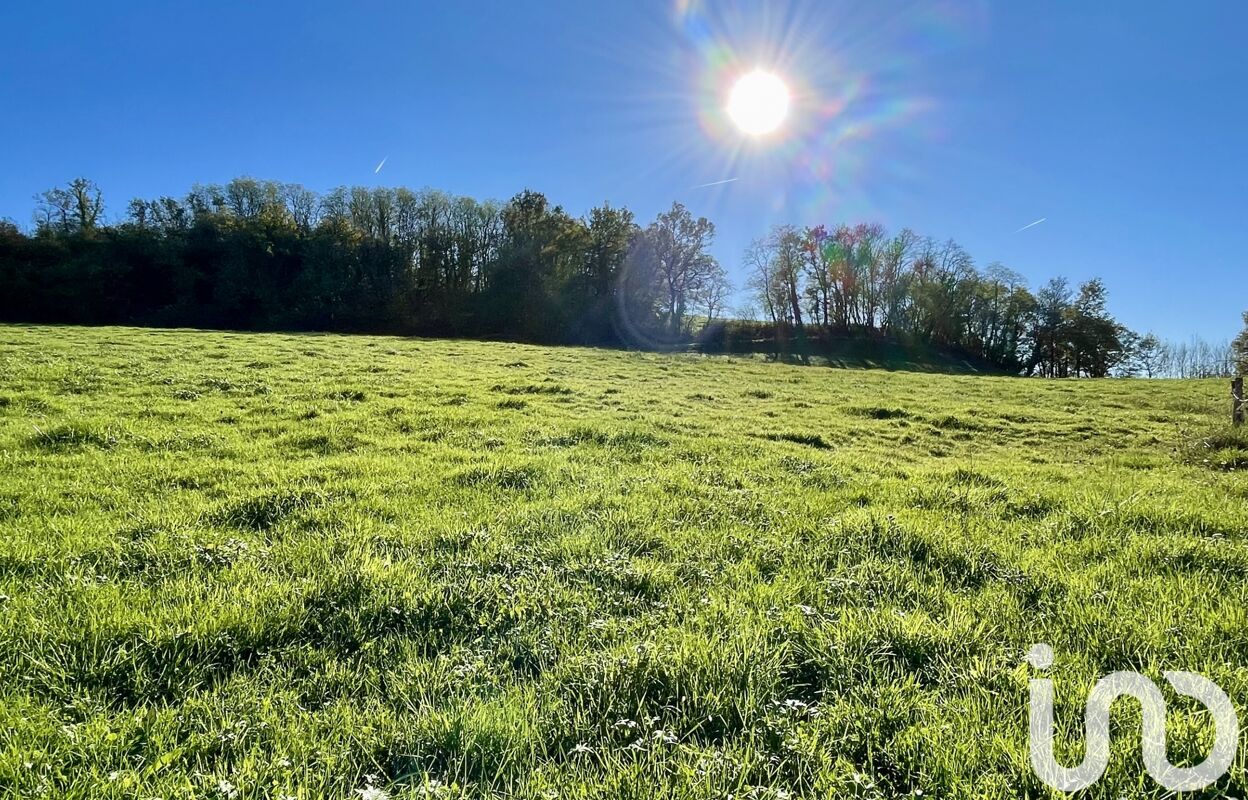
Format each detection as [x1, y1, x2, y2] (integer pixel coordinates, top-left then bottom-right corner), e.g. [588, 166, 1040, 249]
[1027, 643, 1239, 792]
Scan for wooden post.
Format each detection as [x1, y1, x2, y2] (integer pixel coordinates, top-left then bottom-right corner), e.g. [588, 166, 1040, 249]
[1234, 377, 1245, 426]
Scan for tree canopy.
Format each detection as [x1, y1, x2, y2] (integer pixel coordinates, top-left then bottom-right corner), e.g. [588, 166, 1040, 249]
[0, 177, 1237, 378]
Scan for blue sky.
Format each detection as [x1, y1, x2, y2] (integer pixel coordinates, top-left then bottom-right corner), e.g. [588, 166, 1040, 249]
[2, 1, 1244, 340]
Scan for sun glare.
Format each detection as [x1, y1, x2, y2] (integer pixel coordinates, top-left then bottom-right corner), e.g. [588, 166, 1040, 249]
[726, 70, 790, 136]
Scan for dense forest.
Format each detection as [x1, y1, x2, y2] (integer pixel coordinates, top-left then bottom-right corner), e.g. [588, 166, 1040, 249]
[1, 177, 1242, 377]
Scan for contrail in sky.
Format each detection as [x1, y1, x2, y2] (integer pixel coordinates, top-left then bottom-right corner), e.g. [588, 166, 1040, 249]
[374, 156, 388, 174]
[1014, 217, 1046, 233]
[689, 177, 738, 189]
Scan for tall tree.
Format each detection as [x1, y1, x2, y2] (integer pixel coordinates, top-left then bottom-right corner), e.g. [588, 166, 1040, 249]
[767, 225, 806, 334]
[1067, 279, 1126, 377]
[484, 190, 582, 341]
[1029, 278, 1073, 377]
[745, 237, 784, 327]
[35, 178, 104, 234]
[573, 204, 636, 343]
[1125, 332, 1164, 378]
[1233, 312, 1248, 375]
[638, 203, 718, 339]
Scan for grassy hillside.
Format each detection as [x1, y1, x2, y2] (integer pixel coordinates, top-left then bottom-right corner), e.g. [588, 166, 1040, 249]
[696, 334, 1010, 374]
[0, 325, 1244, 799]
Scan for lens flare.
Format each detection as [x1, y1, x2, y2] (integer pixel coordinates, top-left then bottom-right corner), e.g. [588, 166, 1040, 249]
[726, 70, 790, 136]
[668, 0, 987, 221]
[571, 0, 987, 225]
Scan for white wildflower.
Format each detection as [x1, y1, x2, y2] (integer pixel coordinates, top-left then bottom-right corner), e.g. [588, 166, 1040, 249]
[417, 779, 445, 797]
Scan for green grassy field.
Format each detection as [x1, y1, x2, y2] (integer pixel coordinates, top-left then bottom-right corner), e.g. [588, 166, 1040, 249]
[1, 325, 1246, 799]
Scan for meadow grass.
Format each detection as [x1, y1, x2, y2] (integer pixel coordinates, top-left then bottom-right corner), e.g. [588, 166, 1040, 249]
[0, 324, 1245, 799]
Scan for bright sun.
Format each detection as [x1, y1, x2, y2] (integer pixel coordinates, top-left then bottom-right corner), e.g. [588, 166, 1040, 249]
[726, 70, 790, 136]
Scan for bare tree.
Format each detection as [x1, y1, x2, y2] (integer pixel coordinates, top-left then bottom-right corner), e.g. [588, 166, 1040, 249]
[878, 228, 919, 334]
[697, 262, 732, 325]
[745, 236, 784, 325]
[801, 225, 832, 328]
[35, 178, 103, 234]
[1158, 336, 1236, 378]
[769, 225, 806, 333]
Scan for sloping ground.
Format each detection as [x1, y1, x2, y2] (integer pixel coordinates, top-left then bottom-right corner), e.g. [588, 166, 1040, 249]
[698, 335, 1008, 374]
[0, 324, 1244, 798]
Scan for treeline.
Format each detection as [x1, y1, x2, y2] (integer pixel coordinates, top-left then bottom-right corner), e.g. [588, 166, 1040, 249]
[743, 223, 1241, 378]
[744, 223, 1118, 376]
[0, 177, 728, 348]
[1134, 334, 1239, 379]
[0, 177, 1240, 378]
